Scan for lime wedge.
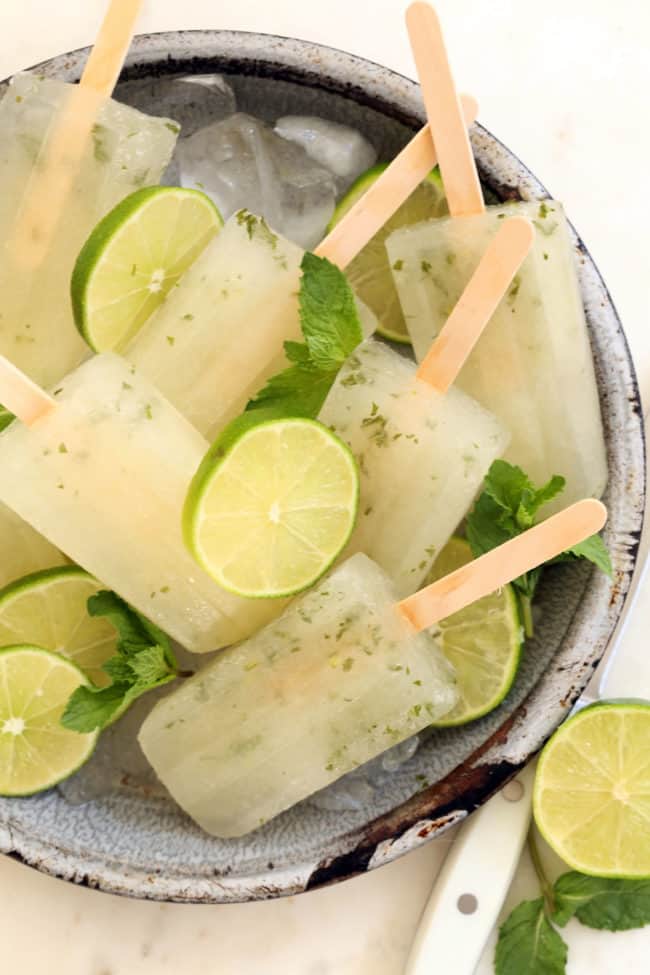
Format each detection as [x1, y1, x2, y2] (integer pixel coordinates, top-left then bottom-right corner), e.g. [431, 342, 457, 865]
[184, 416, 359, 598]
[71, 186, 222, 352]
[328, 164, 447, 343]
[0, 567, 117, 687]
[534, 702, 650, 878]
[0, 645, 98, 796]
[424, 537, 522, 726]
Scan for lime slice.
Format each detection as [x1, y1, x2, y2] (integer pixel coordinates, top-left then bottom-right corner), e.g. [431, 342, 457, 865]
[184, 416, 359, 598]
[0, 645, 98, 796]
[424, 537, 522, 726]
[0, 567, 117, 687]
[328, 164, 447, 343]
[71, 186, 222, 352]
[533, 702, 650, 878]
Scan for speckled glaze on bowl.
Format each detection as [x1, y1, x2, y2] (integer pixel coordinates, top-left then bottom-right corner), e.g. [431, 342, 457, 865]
[0, 30, 645, 903]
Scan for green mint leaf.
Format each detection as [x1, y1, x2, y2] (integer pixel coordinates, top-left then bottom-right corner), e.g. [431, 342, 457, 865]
[126, 644, 174, 685]
[283, 340, 311, 364]
[466, 492, 514, 557]
[102, 656, 134, 684]
[299, 252, 363, 371]
[482, 461, 565, 531]
[87, 590, 153, 652]
[246, 362, 337, 419]
[88, 590, 176, 667]
[550, 533, 613, 578]
[553, 872, 650, 931]
[495, 898, 568, 975]
[119, 671, 177, 714]
[61, 682, 129, 733]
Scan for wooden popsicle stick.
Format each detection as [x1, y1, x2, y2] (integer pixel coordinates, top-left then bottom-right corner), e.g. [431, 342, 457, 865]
[315, 93, 478, 269]
[398, 499, 608, 632]
[416, 216, 534, 392]
[12, 0, 143, 268]
[81, 0, 144, 97]
[406, 3, 484, 217]
[0, 356, 56, 427]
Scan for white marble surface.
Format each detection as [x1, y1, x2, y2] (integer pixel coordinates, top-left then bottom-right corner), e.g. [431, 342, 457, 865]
[0, 1, 649, 973]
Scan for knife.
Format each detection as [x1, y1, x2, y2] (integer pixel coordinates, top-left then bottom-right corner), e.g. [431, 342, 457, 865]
[404, 553, 650, 975]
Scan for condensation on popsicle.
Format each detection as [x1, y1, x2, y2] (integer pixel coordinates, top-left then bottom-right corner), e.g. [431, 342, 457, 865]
[386, 201, 608, 509]
[319, 338, 508, 596]
[138, 553, 459, 837]
[139, 498, 606, 838]
[0, 74, 178, 389]
[0, 354, 285, 653]
[125, 211, 377, 438]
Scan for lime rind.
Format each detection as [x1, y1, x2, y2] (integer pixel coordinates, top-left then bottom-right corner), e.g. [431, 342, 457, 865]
[426, 537, 523, 727]
[0, 644, 98, 796]
[533, 701, 650, 879]
[184, 416, 360, 599]
[0, 566, 116, 687]
[71, 185, 222, 353]
[328, 164, 446, 344]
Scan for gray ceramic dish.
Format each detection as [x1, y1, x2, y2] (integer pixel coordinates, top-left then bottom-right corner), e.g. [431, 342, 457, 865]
[0, 30, 645, 903]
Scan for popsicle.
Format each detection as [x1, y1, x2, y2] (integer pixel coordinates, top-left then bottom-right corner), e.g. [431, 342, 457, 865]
[139, 499, 607, 837]
[0, 355, 284, 654]
[1, 16, 178, 388]
[0, 1, 177, 584]
[320, 216, 534, 597]
[124, 98, 478, 439]
[384, 3, 607, 510]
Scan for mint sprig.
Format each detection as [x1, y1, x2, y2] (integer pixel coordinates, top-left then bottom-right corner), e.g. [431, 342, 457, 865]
[61, 590, 185, 733]
[466, 460, 612, 636]
[246, 252, 363, 418]
[494, 832, 650, 974]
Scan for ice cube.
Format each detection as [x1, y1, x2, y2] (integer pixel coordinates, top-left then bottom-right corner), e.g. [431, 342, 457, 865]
[178, 112, 336, 249]
[275, 116, 377, 193]
[117, 74, 236, 137]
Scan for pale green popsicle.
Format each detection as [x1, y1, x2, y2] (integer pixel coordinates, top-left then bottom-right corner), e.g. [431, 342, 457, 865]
[138, 553, 458, 837]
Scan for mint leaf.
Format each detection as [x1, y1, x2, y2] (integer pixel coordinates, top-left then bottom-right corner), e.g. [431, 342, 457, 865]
[553, 873, 650, 931]
[127, 644, 173, 685]
[61, 682, 128, 733]
[495, 898, 568, 975]
[61, 590, 180, 734]
[246, 361, 336, 419]
[87, 590, 155, 655]
[299, 252, 362, 370]
[284, 340, 311, 364]
[550, 533, 613, 578]
[466, 461, 611, 637]
[247, 252, 363, 419]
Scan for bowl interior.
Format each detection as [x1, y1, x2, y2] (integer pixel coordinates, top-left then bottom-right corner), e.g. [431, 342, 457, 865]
[0, 30, 644, 903]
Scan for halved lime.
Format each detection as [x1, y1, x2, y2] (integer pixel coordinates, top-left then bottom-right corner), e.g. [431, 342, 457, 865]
[424, 537, 522, 726]
[0, 645, 98, 796]
[328, 164, 447, 343]
[0, 567, 117, 687]
[533, 702, 650, 878]
[184, 416, 359, 598]
[71, 186, 222, 352]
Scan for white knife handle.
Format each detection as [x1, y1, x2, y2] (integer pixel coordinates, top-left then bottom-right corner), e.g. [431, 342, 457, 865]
[405, 763, 535, 975]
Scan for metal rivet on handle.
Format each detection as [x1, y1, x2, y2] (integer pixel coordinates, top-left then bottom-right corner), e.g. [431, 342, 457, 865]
[457, 893, 479, 915]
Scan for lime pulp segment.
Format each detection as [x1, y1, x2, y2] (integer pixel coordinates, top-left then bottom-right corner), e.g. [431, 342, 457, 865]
[425, 537, 522, 727]
[0, 566, 117, 686]
[0, 645, 98, 796]
[328, 165, 447, 343]
[534, 702, 650, 879]
[185, 417, 360, 598]
[71, 186, 222, 353]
